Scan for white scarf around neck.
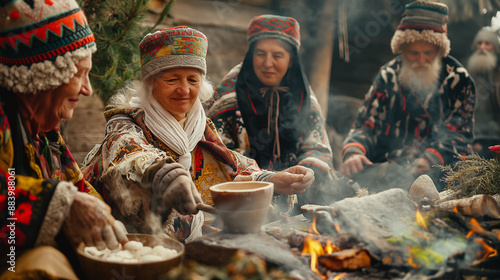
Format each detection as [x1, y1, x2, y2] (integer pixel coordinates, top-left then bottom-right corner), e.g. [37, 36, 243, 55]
[137, 95, 206, 170]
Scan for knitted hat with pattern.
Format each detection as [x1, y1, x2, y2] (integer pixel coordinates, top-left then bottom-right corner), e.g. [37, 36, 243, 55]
[471, 27, 500, 54]
[0, 0, 96, 94]
[391, 1, 450, 57]
[139, 26, 208, 81]
[247, 15, 300, 50]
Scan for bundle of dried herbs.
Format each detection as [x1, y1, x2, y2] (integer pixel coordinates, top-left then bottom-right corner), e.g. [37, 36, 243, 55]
[440, 145, 500, 197]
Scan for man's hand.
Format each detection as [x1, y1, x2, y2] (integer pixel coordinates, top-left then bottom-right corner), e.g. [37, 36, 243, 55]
[63, 192, 128, 250]
[341, 154, 373, 176]
[411, 157, 431, 175]
[269, 166, 315, 195]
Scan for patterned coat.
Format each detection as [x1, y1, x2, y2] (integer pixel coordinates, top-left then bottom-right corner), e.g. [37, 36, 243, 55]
[81, 105, 272, 239]
[342, 56, 475, 170]
[207, 64, 338, 205]
[0, 92, 100, 249]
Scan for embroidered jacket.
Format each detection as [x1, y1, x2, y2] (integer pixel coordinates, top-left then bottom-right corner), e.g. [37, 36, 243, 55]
[342, 56, 476, 168]
[81, 105, 271, 238]
[207, 64, 334, 186]
[0, 92, 100, 249]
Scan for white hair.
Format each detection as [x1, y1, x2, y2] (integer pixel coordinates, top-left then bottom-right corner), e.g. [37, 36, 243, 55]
[467, 49, 498, 76]
[399, 54, 442, 102]
[109, 74, 214, 108]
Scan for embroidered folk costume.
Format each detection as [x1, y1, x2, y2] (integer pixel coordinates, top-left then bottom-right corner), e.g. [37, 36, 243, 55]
[82, 27, 276, 241]
[342, 1, 476, 191]
[208, 15, 348, 207]
[0, 0, 97, 249]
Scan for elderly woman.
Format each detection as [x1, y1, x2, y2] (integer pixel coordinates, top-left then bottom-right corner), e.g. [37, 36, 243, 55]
[0, 1, 127, 279]
[82, 26, 314, 242]
[207, 15, 353, 208]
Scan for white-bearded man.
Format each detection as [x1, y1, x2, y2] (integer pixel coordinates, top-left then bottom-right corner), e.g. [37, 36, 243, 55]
[340, 1, 476, 192]
[467, 27, 500, 160]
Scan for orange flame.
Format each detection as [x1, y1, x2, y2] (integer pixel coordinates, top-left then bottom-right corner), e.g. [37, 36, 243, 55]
[334, 272, 347, 280]
[334, 223, 341, 234]
[407, 246, 422, 270]
[474, 238, 498, 260]
[466, 218, 485, 239]
[416, 208, 428, 231]
[453, 206, 459, 214]
[302, 235, 326, 279]
[312, 215, 320, 235]
[324, 239, 333, 254]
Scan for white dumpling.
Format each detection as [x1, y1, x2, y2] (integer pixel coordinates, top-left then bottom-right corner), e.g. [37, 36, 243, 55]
[84, 246, 104, 257]
[137, 246, 152, 256]
[140, 254, 164, 262]
[123, 241, 143, 252]
[115, 250, 135, 259]
[105, 255, 123, 262]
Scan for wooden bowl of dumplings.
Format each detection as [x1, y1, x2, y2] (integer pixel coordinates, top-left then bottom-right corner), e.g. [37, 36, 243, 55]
[76, 233, 184, 280]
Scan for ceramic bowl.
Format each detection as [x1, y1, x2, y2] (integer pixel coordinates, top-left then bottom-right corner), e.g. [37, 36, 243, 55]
[209, 181, 273, 233]
[76, 233, 184, 280]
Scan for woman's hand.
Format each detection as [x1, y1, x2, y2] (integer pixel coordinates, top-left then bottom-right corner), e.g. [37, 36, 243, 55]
[269, 166, 315, 195]
[63, 192, 128, 250]
[340, 154, 373, 176]
[152, 163, 203, 215]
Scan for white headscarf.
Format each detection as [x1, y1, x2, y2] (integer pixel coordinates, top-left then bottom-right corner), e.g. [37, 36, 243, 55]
[138, 94, 206, 170]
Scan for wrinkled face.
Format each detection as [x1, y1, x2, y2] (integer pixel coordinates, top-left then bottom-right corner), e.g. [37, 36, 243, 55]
[476, 40, 495, 54]
[402, 41, 439, 70]
[252, 38, 292, 86]
[152, 68, 201, 121]
[51, 56, 92, 121]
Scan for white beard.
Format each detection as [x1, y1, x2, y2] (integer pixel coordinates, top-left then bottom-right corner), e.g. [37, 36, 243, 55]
[466, 49, 497, 76]
[399, 55, 442, 102]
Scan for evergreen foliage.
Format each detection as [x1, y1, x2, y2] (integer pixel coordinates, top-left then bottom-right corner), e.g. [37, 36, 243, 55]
[77, 0, 174, 104]
[440, 150, 500, 197]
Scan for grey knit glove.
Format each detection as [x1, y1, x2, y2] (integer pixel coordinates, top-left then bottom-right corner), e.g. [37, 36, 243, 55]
[151, 163, 202, 215]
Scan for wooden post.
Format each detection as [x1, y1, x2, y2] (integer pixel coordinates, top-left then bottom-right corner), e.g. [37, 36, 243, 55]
[307, 0, 336, 118]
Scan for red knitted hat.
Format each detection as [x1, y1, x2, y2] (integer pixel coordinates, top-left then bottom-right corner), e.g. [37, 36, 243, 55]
[247, 15, 300, 50]
[0, 0, 96, 94]
[139, 26, 208, 81]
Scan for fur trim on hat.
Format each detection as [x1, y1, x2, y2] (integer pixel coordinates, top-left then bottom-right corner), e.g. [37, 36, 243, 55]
[391, 29, 450, 57]
[0, 46, 96, 94]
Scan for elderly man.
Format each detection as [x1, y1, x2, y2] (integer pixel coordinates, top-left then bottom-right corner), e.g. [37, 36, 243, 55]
[0, 0, 127, 279]
[340, 1, 476, 192]
[467, 27, 500, 159]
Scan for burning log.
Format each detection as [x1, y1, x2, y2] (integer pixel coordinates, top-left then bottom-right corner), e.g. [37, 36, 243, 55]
[318, 248, 373, 271]
[288, 230, 362, 251]
[432, 194, 500, 219]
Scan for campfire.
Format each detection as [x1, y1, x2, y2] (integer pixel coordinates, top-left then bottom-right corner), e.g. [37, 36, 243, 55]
[169, 177, 500, 280]
[294, 187, 500, 279]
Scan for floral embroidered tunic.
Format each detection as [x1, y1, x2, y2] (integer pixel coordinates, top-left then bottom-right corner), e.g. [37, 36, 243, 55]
[0, 92, 100, 249]
[342, 56, 476, 168]
[207, 63, 340, 205]
[81, 105, 270, 240]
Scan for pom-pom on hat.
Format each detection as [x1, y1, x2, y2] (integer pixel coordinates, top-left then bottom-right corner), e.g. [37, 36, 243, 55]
[390, 1, 450, 57]
[0, 0, 96, 94]
[139, 26, 208, 81]
[471, 27, 500, 54]
[247, 15, 300, 50]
